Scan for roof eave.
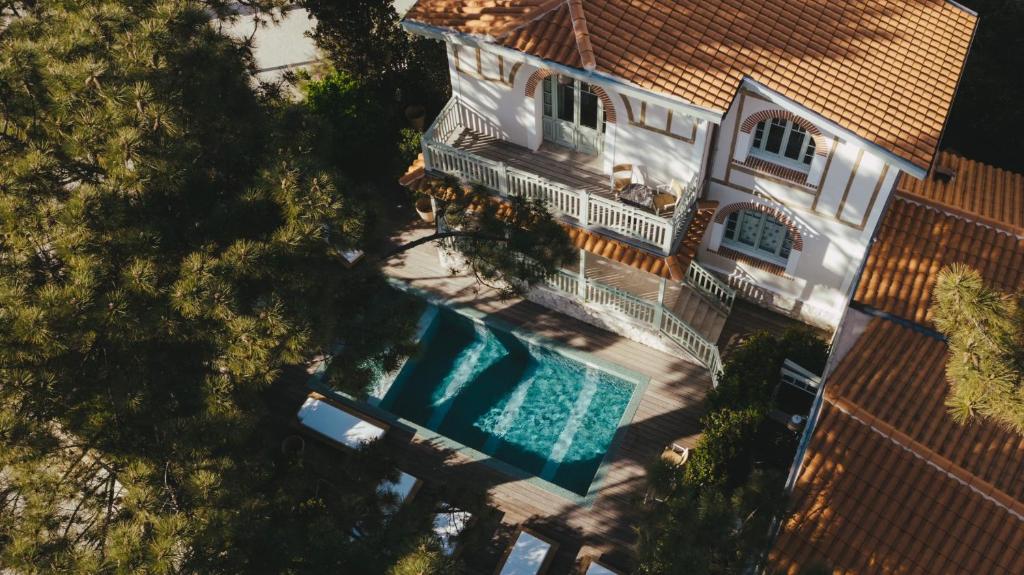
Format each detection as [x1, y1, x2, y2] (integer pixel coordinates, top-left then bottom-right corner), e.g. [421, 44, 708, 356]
[402, 19, 723, 124]
[741, 78, 929, 180]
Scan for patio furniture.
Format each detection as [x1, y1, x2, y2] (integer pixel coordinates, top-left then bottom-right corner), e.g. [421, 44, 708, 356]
[579, 555, 625, 575]
[296, 392, 388, 451]
[652, 179, 686, 216]
[660, 443, 690, 468]
[495, 527, 558, 575]
[378, 470, 423, 512]
[433, 508, 474, 557]
[611, 163, 644, 197]
[618, 182, 656, 210]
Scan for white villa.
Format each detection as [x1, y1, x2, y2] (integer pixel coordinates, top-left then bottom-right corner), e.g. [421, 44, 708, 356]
[398, 0, 977, 378]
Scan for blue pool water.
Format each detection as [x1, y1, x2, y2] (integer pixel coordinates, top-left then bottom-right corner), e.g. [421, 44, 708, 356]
[380, 308, 636, 496]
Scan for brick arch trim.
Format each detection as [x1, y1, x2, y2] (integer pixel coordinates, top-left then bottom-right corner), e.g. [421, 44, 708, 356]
[524, 69, 616, 124]
[714, 201, 804, 252]
[739, 110, 829, 156]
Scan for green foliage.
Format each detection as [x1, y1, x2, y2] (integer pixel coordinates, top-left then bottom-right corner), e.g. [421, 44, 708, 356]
[637, 328, 827, 574]
[932, 264, 1024, 433]
[636, 470, 787, 575]
[707, 328, 828, 413]
[301, 0, 449, 109]
[387, 538, 459, 575]
[0, 1, 446, 572]
[440, 185, 576, 297]
[683, 407, 767, 489]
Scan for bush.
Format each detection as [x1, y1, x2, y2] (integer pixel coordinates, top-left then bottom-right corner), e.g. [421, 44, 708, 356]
[684, 407, 766, 489]
[707, 328, 828, 414]
[303, 70, 397, 177]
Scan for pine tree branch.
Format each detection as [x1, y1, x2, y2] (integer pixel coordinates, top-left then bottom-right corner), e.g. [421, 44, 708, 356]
[375, 230, 510, 262]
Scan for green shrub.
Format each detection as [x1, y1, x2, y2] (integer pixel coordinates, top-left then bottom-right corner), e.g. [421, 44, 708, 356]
[707, 328, 828, 413]
[684, 407, 766, 489]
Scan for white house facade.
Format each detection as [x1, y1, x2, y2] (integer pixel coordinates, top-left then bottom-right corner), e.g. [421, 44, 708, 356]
[400, 0, 976, 374]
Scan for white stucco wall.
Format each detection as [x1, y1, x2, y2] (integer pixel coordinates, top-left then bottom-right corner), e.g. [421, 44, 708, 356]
[445, 43, 711, 187]
[700, 89, 901, 329]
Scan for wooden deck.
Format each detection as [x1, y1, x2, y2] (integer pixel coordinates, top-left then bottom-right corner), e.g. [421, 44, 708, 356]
[450, 128, 614, 200]
[376, 224, 712, 573]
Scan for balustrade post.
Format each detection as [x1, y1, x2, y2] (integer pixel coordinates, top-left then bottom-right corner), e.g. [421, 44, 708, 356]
[580, 191, 590, 227]
[654, 277, 666, 328]
[498, 161, 508, 196]
[578, 249, 588, 300]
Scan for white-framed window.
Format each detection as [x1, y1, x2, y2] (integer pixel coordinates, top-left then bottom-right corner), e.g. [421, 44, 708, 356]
[723, 209, 794, 264]
[750, 118, 816, 170]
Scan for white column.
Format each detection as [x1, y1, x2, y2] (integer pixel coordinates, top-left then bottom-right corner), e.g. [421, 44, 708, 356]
[709, 221, 726, 251]
[579, 191, 591, 227]
[732, 131, 752, 163]
[785, 249, 801, 277]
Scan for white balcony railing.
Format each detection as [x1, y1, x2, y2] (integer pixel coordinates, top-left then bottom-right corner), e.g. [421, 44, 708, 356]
[423, 98, 696, 255]
[540, 267, 724, 386]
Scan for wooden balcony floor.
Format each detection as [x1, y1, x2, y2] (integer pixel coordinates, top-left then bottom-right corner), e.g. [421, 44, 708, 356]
[449, 128, 615, 200]
[376, 224, 712, 573]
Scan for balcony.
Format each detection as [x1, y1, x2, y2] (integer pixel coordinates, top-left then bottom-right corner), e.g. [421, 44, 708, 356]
[421, 97, 700, 255]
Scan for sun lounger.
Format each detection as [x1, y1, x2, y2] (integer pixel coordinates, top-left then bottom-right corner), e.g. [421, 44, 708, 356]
[495, 527, 558, 575]
[378, 470, 422, 512]
[296, 392, 388, 451]
[433, 509, 473, 556]
[579, 555, 624, 575]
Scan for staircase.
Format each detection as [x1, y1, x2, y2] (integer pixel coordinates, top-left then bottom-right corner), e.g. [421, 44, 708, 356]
[667, 285, 728, 345]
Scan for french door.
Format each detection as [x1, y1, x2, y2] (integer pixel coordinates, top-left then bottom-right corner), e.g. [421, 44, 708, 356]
[542, 75, 605, 155]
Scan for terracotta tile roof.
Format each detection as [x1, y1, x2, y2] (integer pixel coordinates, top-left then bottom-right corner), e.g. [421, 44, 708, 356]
[897, 151, 1024, 232]
[771, 400, 1024, 575]
[853, 197, 1024, 325]
[405, 0, 977, 170]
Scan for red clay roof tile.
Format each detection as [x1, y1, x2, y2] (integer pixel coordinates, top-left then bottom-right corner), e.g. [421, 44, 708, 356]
[406, 0, 976, 170]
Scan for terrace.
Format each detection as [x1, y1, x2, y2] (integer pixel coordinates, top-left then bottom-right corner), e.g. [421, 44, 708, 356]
[368, 221, 809, 571]
[422, 97, 700, 255]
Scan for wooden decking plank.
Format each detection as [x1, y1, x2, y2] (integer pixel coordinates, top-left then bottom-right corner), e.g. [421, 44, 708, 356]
[378, 225, 713, 569]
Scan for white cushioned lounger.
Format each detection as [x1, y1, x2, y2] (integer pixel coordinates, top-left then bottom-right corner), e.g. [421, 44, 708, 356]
[378, 471, 422, 510]
[433, 510, 473, 556]
[496, 528, 557, 575]
[583, 558, 621, 575]
[297, 393, 387, 450]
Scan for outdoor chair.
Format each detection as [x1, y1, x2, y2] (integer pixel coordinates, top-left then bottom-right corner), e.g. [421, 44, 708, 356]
[611, 164, 645, 198]
[660, 442, 690, 467]
[296, 392, 388, 452]
[495, 527, 558, 575]
[652, 179, 686, 216]
[433, 508, 474, 557]
[578, 554, 625, 575]
[377, 470, 423, 514]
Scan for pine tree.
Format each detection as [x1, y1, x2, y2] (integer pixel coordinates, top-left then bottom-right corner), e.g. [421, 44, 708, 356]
[932, 264, 1024, 433]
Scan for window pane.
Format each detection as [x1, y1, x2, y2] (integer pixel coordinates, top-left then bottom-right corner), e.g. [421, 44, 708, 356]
[758, 219, 786, 254]
[737, 212, 762, 246]
[780, 232, 793, 259]
[580, 90, 599, 129]
[765, 120, 785, 153]
[752, 121, 766, 148]
[725, 211, 739, 239]
[784, 124, 807, 160]
[803, 138, 816, 165]
[542, 77, 552, 117]
[557, 79, 574, 122]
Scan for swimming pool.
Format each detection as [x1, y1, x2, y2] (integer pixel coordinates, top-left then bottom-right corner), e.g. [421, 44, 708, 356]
[378, 307, 640, 497]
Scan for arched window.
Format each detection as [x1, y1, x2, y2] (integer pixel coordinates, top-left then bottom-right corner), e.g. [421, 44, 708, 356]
[723, 209, 793, 264]
[750, 118, 816, 169]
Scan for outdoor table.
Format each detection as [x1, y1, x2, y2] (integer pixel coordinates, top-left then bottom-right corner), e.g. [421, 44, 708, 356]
[618, 183, 657, 211]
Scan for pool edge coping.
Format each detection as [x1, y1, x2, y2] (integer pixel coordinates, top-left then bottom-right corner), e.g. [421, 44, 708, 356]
[310, 277, 653, 507]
